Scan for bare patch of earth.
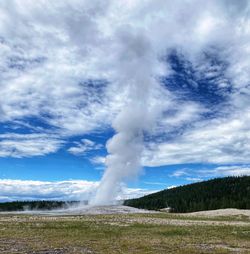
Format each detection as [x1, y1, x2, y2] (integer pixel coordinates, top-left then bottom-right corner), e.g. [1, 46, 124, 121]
[0, 213, 249, 227]
[87, 215, 250, 227]
[0, 210, 249, 254]
[0, 238, 94, 254]
[189, 243, 250, 253]
[184, 208, 250, 218]
[0, 205, 157, 216]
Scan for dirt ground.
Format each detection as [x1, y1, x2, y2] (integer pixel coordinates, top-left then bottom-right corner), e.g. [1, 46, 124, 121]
[0, 207, 249, 254]
[185, 208, 250, 218]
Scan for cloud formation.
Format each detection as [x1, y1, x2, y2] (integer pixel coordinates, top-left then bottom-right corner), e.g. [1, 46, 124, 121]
[0, 0, 249, 170]
[171, 164, 250, 181]
[0, 133, 63, 158]
[68, 139, 102, 156]
[0, 179, 154, 202]
[143, 112, 250, 166]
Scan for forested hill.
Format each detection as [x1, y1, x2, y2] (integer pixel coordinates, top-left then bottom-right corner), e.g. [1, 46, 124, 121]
[124, 176, 250, 213]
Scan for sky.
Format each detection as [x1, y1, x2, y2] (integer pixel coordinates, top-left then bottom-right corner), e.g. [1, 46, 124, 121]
[0, 0, 250, 202]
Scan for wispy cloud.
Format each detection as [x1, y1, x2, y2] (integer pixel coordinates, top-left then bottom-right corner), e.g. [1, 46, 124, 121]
[170, 169, 189, 177]
[208, 165, 250, 177]
[90, 156, 106, 165]
[0, 133, 63, 158]
[0, 0, 249, 170]
[171, 165, 250, 180]
[186, 177, 203, 182]
[68, 139, 102, 156]
[0, 179, 153, 202]
[143, 111, 250, 166]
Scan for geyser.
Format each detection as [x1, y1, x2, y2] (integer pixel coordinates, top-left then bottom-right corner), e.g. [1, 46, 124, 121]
[91, 29, 162, 205]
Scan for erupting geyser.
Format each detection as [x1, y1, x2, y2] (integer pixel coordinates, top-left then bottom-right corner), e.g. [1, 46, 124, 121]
[91, 29, 164, 205]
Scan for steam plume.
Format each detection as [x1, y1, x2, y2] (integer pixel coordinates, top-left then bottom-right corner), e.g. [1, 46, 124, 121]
[91, 29, 161, 205]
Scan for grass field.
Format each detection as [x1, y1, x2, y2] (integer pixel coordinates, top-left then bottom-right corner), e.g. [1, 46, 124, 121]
[0, 212, 249, 254]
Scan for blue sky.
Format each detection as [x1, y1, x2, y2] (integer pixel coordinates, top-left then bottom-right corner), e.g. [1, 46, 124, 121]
[0, 0, 250, 202]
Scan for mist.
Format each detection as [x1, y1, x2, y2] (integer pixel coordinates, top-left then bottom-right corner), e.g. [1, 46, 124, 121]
[90, 28, 164, 205]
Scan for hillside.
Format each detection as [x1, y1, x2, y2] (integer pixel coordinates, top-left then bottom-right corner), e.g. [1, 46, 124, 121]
[124, 176, 250, 212]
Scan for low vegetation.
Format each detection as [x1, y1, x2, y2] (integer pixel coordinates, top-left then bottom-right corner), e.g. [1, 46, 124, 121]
[0, 213, 249, 253]
[124, 176, 250, 212]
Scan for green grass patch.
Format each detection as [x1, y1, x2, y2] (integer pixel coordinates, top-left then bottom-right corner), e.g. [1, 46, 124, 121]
[0, 214, 249, 254]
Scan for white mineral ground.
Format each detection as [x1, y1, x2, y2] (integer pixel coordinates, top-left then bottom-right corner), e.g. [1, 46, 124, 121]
[1, 206, 249, 218]
[184, 208, 250, 217]
[0, 205, 157, 215]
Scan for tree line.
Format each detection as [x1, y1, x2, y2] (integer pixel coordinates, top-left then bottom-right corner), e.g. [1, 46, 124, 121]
[124, 176, 250, 212]
[0, 200, 80, 211]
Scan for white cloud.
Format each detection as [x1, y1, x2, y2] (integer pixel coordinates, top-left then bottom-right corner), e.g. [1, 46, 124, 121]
[118, 185, 158, 200]
[166, 185, 177, 190]
[208, 165, 250, 177]
[170, 169, 189, 177]
[0, 0, 249, 168]
[0, 133, 63, 158]
[143, 109, 250, 166]
[90, 156, 106, 165]
[67, 139, 102, 156]
[0, 0, 123, 136]
[0, 179, 153, 202]
[171, 164, 250, 180]
[0, 179, 98, 202]
[186, 177, 203, 182]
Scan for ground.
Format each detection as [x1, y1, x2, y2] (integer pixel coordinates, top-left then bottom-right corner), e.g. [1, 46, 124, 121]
[0, 207, 249, 254]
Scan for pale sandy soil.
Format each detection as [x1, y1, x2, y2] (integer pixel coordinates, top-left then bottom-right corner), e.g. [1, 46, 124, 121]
[2, 206, 250, 219]
[0, 205, 157, 216]
[184, 208, 250, 218]
[1, 207, 249, 227]
[62, 205, 158, 215]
